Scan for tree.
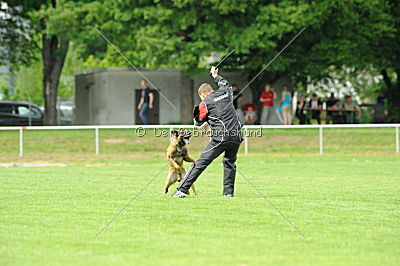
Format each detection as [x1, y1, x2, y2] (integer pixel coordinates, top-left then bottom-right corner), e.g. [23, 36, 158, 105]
[5, 0, 398, 124]
[84, 1, 312, 122]
[2, 0, 93, 125]
[290, 0, 400, 121]
[40, 3, 69, 125]
[6, 41, 83, 106]
[59, 0, 400, 122]
[0, 2, 37, 70]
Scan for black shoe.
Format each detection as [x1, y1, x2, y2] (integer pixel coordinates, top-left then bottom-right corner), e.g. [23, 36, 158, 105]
[224, 194, 234, 197]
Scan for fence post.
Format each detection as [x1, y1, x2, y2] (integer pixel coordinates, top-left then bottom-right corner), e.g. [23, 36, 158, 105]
[319, 126, 323, 155]
[19, 128, 23, 158]
[396, 126, 399, 153]
[95, 128, 99, 155]
[244, 127, 249, 155]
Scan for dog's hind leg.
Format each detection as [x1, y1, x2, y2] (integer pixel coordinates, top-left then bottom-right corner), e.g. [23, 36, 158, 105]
[191, 184, 199, 196]
[164, 170, 178, 194]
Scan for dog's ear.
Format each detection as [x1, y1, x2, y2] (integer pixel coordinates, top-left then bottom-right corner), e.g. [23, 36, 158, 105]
[171, 130, 179, 137]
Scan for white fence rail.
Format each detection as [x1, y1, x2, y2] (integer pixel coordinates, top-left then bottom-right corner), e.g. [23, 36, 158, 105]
[0, 124, 399, 157]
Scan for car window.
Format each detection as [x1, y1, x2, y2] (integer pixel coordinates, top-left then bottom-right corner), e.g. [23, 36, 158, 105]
[17, 106, 42, 118]
[31, 107, 42, 118]
[0, 104, 16, 114]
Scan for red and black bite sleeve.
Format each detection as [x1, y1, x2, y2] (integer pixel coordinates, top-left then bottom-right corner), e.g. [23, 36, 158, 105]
[193, 102, 208, 126]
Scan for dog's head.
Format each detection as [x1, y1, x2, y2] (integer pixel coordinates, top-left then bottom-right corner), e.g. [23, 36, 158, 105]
[171, 129, 192, 146]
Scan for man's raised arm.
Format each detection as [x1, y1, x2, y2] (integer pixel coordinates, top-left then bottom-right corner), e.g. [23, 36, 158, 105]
[210, 66, 232, 92]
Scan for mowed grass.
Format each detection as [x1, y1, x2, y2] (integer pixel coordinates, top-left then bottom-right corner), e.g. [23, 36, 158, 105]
[0, 127, 398, 163]
[1, 155, 399, 265]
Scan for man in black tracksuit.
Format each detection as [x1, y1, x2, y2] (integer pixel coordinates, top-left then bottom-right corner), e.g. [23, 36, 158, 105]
[173, 67, 243, 198]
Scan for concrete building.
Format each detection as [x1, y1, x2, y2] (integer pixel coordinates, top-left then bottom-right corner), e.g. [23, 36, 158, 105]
[75, 68, 184, 125]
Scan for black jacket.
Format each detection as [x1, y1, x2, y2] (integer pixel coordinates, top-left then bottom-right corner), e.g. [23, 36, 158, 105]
[201, 75, 243, 142]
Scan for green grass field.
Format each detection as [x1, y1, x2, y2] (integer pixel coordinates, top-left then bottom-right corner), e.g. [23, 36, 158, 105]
[0, 129, 399, 265]
[0, 127, 398, 162]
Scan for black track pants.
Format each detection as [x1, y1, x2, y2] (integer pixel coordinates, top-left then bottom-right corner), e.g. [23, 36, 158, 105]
[177, 139, 241, 195]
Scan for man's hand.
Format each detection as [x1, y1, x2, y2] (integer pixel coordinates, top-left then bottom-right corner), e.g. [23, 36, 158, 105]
[137, 104, 141, 110]
[149, 104, 153, 109]
[193, 105, 200, 121]
[210, 66, 218, 78]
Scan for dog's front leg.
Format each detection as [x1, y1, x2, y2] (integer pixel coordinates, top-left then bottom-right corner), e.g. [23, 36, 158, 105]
[184, 155, 195, 163]
[168, 156, 181, 172]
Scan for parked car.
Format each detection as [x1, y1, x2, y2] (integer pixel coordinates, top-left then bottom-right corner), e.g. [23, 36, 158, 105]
[0, 100, 75, 126]
[58, 109, 73, 125]
[0, 100, 43, 126]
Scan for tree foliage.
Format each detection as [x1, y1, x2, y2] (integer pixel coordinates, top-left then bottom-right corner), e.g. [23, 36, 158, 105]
[3, 0, 400, 122]
[0, 2, 38, 70]
[2, 0, 96, 125]
[7, 42, 83, 106]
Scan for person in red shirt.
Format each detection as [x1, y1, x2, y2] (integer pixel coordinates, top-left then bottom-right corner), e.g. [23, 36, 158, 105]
[259, 84, 276, 124]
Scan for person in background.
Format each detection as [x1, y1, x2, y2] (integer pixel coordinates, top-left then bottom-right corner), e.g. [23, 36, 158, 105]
[326, 92, 337, 124]
[281, 86, 292, 125]
[332, 99, 344, 124]
[244, 105, 257, 124]
[343, 95, 360, 123]
[295, 95, 307, 124]
[232, 84, 244, 123]
[308, 93, 322, 124]
[137, 79, 154, 125]
[259, 84, 276, 124]
[372, 95, 387, 123]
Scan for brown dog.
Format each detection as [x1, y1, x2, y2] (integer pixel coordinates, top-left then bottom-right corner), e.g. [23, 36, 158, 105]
[164, 129, 198, 195]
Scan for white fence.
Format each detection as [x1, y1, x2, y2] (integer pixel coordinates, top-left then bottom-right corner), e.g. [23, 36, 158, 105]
[0, 124, 399, 157]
